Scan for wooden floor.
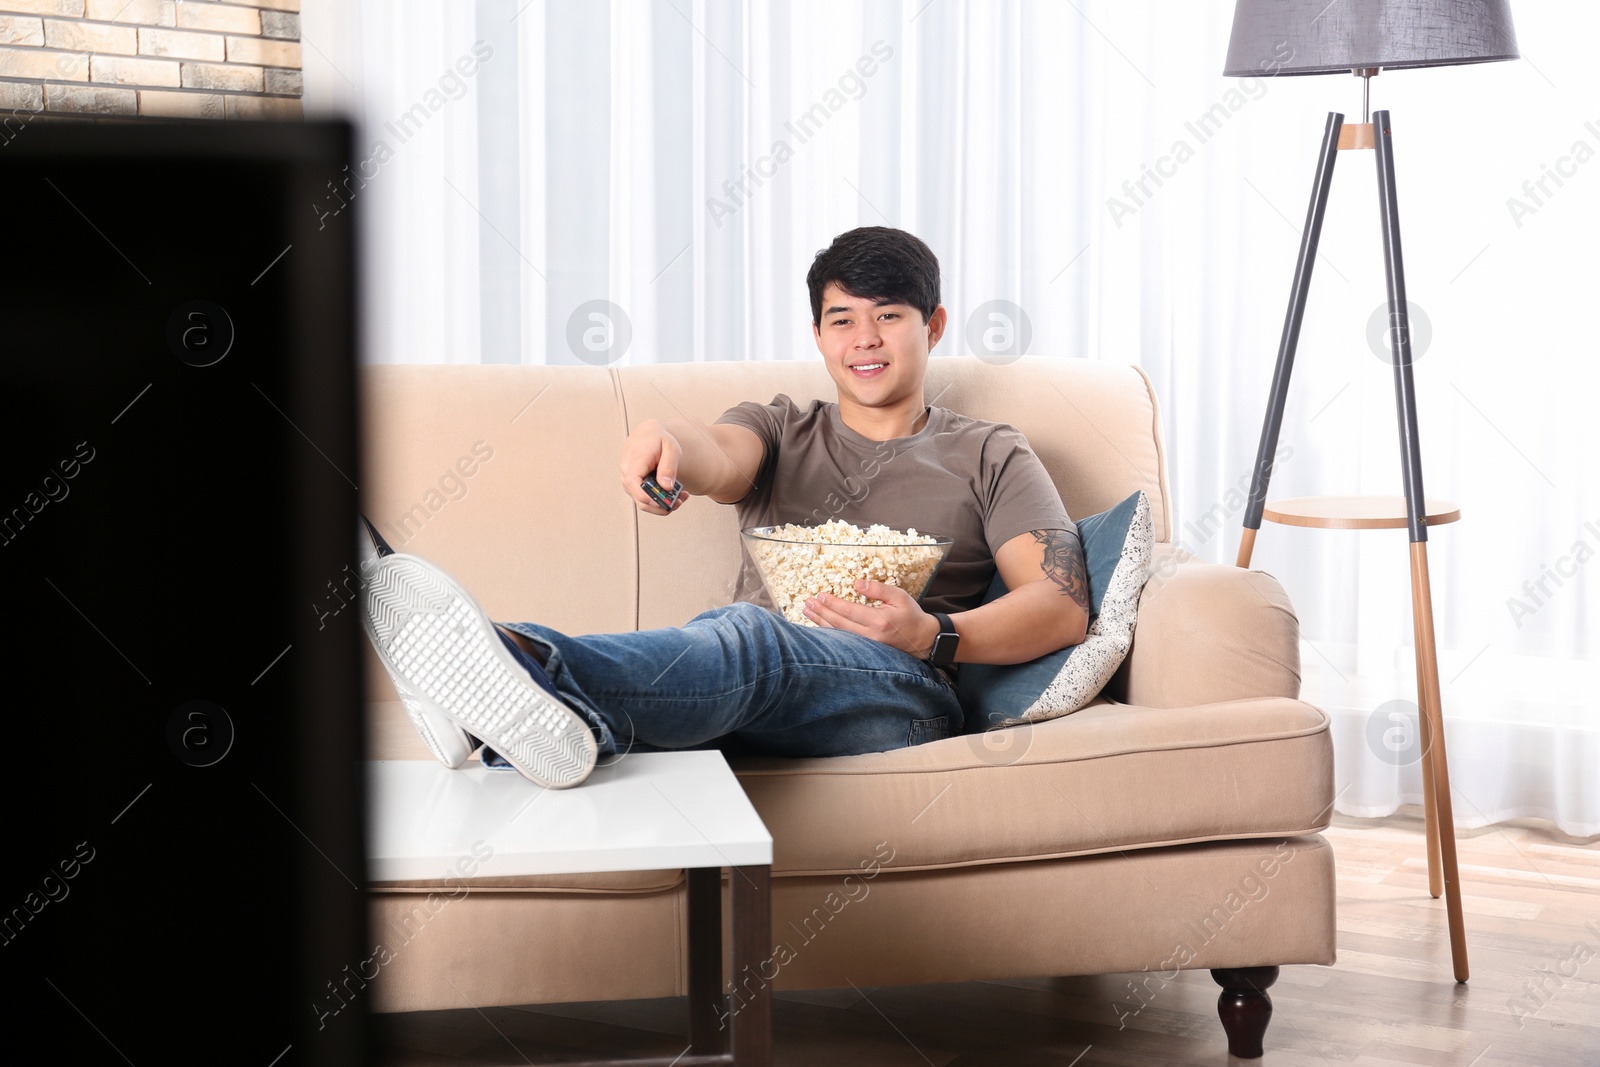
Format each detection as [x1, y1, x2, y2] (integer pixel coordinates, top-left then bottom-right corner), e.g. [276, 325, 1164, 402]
[374, 810, 1600, 1065]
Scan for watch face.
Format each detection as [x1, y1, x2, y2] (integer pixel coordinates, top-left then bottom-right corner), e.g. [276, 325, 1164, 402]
[932, 631, 959, 667]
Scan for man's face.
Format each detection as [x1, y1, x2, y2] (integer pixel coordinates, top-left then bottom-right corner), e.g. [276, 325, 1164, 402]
[812, 283, 947, 415]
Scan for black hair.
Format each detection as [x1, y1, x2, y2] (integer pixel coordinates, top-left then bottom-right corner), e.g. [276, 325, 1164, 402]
[806, 226, 941, 327]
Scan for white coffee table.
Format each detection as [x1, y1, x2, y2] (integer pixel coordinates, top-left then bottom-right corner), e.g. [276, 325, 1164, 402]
[367, 750, 775, 1066]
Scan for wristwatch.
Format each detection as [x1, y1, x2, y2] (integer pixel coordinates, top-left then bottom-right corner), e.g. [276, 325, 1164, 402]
[926, 611, 960, 670]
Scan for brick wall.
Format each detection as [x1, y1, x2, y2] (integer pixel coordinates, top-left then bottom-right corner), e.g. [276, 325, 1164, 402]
[0, 0, 301, 121]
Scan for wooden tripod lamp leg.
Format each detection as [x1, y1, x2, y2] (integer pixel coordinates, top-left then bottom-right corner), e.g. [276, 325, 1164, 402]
[1235, 526, 1258, 569]
[1373, 110, 1468, 983]
[1236, 112, 1345, 570]
[1411, 542, 1469, 981]
[1420, 684, 1446, 902]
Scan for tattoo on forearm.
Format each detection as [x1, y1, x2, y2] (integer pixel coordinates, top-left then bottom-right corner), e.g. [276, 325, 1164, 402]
[1029, 529, 1090, 615]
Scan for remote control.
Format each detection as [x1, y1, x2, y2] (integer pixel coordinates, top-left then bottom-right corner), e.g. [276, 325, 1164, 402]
[641, 471, 683, 511]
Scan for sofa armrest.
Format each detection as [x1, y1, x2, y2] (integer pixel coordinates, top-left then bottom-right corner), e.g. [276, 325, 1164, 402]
[1111, 544, 1302, 708]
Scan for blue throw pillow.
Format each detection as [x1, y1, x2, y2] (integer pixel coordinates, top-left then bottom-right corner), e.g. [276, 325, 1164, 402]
[956, 490, 1153, 727]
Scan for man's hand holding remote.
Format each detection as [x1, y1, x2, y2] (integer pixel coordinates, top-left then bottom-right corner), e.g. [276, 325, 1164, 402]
[619, 418, 687, 515]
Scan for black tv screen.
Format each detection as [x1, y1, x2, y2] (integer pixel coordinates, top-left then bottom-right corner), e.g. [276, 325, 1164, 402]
[0, 121, 368, 1067]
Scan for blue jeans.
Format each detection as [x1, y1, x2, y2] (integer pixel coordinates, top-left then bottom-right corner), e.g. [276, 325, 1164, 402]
[488, 602, 963, 759]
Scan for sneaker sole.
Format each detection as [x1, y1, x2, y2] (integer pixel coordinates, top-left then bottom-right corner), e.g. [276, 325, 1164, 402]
[362, 554, 597, 788]
[359, 519, 472, 770]
[391, 676, 474, 769]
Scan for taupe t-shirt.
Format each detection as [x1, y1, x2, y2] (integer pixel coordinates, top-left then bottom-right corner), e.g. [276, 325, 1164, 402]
[712, 395, 1079, 616]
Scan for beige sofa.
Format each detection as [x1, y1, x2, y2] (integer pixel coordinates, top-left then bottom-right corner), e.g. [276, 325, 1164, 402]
[359, 354, 1335, 1057]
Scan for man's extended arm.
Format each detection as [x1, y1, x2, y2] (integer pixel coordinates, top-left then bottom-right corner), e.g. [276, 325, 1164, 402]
[620, 416, 765, 511]
[918, 528, 1090, 665]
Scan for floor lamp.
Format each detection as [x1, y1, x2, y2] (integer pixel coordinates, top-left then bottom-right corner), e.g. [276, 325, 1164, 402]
[1223, 1, 1520, 985]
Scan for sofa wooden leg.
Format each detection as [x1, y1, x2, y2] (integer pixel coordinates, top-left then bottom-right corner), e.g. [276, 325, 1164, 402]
[1210, 966, 1279, 1059]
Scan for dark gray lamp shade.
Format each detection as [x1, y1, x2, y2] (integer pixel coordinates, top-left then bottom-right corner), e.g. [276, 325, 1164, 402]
[1224, 0, 1518, 77]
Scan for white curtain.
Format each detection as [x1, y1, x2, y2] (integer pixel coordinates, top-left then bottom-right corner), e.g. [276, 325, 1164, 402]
[303, 0, 1598, 836]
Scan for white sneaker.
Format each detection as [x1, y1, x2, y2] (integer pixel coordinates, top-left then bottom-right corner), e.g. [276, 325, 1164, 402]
[360, 552, 597, 789]
[358, 518, 474, 769]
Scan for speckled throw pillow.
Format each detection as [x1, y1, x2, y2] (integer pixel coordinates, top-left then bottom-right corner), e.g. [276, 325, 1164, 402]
[956, 490, 1154, 726]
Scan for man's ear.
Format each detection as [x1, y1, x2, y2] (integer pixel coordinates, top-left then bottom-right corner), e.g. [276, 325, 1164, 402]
[812, 319, 824, 354]
[925, 305, 948, 350]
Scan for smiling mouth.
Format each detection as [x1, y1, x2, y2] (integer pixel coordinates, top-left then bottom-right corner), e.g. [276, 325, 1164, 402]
[850, 362, 888, 372]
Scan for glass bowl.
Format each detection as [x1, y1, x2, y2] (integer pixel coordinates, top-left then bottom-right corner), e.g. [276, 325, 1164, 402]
[741, 523, 954, 626]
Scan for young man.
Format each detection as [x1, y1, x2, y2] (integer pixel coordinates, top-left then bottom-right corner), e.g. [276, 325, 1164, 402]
[361, 227, 1089, 789]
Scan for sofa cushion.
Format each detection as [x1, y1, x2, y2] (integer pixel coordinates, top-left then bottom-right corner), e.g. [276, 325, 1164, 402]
[732, 695, 1332, 877]
[957, 490, 1154, 725]
[359, 365, 639, 640]
[368, 694, 1331, 885]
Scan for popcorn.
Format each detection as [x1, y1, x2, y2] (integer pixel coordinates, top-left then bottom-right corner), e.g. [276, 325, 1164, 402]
[745, 520, 945, 627]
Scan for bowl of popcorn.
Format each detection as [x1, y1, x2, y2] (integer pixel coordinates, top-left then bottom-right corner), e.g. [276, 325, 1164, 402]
[741, 520, 954, 626]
